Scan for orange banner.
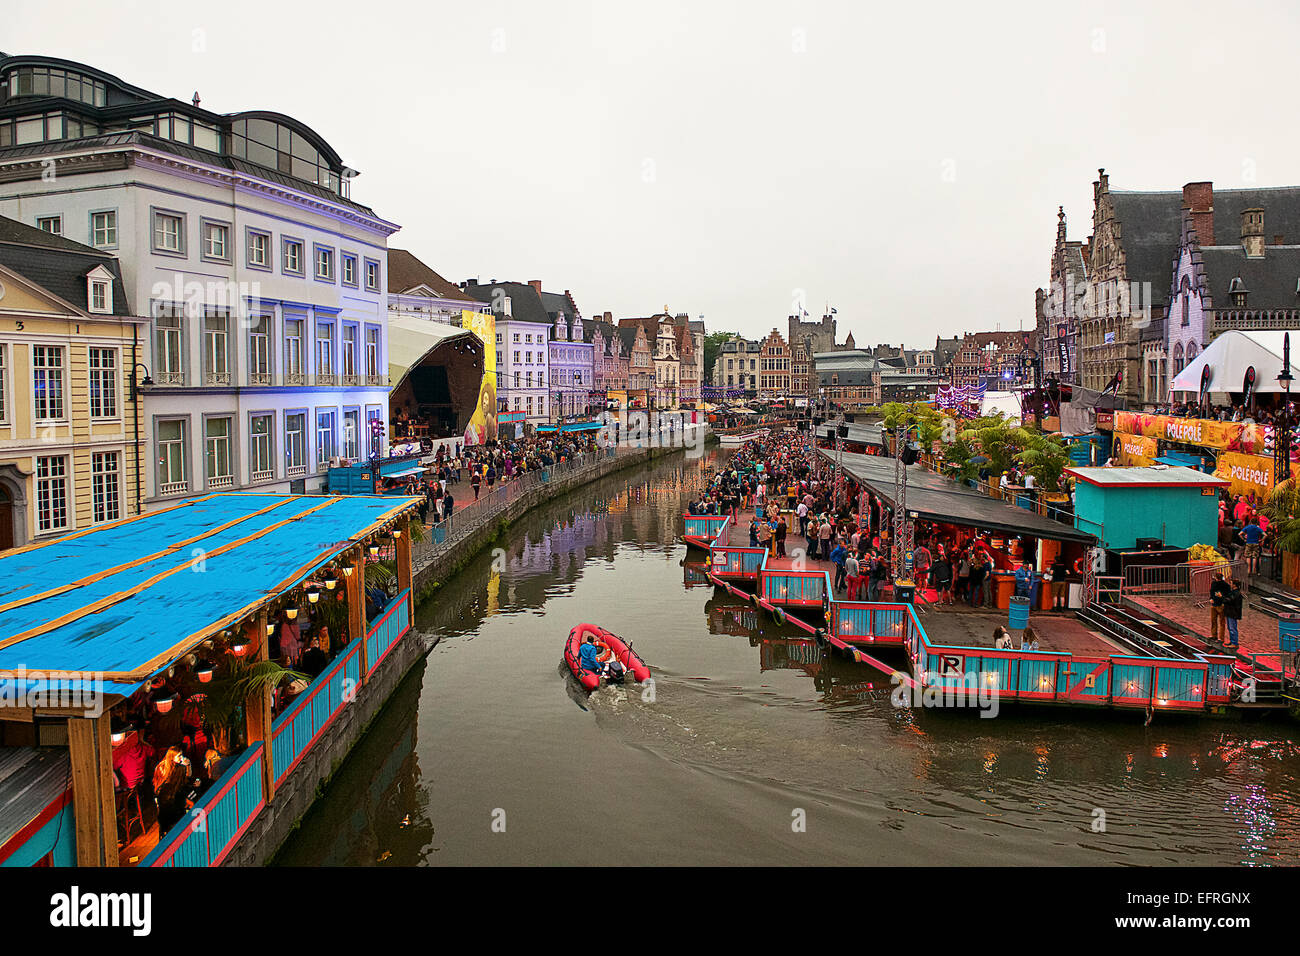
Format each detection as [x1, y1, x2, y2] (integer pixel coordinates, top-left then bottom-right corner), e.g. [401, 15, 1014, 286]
[1115, 432, 1158, 467]
[1114, 411, 1273, 455]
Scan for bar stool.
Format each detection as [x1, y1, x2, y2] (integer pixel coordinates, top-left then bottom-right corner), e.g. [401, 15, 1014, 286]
[116, 785, 146, 844]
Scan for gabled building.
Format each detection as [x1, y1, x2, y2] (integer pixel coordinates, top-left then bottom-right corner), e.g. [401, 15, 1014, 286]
[540, 287, 595, 418]
[814, 350, 881, 405]
[461, 279, 552, 422]
[1036, 206, 1090, 386]
[757, 328, 791, 398]
[0, 216, 146, 548]
[950, 331, 1030, 388]
[1163, 181, 1300, 403]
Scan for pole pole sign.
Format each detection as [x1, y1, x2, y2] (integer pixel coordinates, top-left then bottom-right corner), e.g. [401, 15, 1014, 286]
[1242, 365, 1257, 405]
[1198, 363, 1213, 406]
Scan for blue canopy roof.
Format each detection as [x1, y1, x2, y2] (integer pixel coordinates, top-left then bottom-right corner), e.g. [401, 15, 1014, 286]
[0, 493, 420, 696]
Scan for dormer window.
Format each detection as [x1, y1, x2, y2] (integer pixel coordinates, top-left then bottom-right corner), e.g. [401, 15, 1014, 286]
[86, 265, 113, 314]
[1228, 276, 1248, 308]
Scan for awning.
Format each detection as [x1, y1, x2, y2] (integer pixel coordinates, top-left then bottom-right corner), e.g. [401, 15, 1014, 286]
[830, 450, 1094, 544]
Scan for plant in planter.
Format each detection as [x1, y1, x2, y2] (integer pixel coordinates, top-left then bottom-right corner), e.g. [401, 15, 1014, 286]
[1266, 477, 1300, 589]
[202, 655, 307, 756]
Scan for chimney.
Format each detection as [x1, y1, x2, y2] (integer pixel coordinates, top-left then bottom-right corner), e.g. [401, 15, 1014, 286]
[1242, 208, 1265, 258]
[528, 280, 542, 293]
[1182, 181, 1214, 245]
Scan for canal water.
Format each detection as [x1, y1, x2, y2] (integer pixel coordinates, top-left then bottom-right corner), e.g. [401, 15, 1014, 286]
[276, 450, 1300, 866]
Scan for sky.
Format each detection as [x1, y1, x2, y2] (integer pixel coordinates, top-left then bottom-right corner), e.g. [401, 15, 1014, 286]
[7, 0, 1300, 346]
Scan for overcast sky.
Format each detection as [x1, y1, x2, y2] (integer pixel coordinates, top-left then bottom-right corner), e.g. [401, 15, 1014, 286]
[8, 0, 1300, 345]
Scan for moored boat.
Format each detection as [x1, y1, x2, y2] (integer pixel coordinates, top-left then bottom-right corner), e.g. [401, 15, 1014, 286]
[564, 623, 651, 690]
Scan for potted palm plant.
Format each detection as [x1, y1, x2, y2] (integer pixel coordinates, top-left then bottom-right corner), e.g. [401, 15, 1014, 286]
[201, 655, 307, 757]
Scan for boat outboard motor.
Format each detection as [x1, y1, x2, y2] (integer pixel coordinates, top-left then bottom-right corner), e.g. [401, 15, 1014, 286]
[605, 660, 627, 684]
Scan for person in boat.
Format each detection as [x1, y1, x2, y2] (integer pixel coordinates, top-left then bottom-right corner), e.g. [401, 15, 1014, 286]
[579, 633, 605, 675]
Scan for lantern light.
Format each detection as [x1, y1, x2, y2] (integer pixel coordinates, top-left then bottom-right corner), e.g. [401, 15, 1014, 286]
[342, 563, 355, 577]
[110, 716, 129, 745]
[234, 634, 251, 655]
[286, 606, 299, 620]
[368, 542, 380, 557]
[152, 690, 177, 714]
[306, 585, 321, 604]
[324, 571, 338, 591]
[196, 660, 215, 683]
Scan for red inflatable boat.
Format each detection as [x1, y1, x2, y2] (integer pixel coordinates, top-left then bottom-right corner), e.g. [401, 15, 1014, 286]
[564, 623, 651, 691]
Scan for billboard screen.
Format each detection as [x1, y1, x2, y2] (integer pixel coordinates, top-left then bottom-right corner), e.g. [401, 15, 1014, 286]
[461, 309, 498, 446]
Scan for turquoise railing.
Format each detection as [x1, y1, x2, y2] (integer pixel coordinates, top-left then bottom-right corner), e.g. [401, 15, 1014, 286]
[143, 742, 265, 868]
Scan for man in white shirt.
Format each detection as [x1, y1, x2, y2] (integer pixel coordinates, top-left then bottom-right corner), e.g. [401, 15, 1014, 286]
[796, 500, 809, 539]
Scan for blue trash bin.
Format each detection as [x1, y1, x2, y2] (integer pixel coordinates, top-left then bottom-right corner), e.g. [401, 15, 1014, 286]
[1008, 596, 1031, 629]
[1280, 615, 1300, 652]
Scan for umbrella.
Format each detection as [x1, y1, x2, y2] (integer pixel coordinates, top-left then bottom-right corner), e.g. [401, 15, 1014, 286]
[969, 455, 989, 465]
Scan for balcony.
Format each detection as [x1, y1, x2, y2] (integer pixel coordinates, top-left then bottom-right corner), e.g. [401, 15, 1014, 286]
[156, 371, 185, 386]
[366, 374, 383, 386]
[158, 480, 188, 497]
[251, 469, 274, 484]
[204, 371, 232, 386]
[249, 372, 272, 385]
[286, 464, 307, 478]
[342, 373, 360, 386]
[317, 372, 337, 386]
[208, 474, 235, 490]
[285, 372, 306, 386]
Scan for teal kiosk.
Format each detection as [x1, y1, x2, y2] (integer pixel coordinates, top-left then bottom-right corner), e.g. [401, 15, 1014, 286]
[1066, 465, 1227, 550]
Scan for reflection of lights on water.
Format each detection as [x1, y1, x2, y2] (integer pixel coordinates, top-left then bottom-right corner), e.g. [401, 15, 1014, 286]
[1152, 743, 1168, 759]
[982, 751, 997, 775]
[1225, 784, 1276, 863]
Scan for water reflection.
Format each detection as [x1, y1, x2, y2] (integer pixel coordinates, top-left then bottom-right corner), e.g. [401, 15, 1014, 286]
[277, 449, 1300, 867]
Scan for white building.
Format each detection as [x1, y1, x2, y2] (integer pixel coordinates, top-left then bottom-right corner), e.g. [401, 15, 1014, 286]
[460, 279, 554, 423]
[0, 54, 400, 502]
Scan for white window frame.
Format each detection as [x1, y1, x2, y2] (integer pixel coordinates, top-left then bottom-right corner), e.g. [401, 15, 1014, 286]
[285, 411, 307, 477]
[203, 310, 230, 385]
[88, 347, 118, 418]
[35, 455, 69, 533]
[246, 228, 271, 270]
[249, 412, 275, 482]
[91, 451, 120, 523]
[201, 219, 231, 262]
[151, 208, 186, 256]
[90, 209, 117, 249]
[204, 416, 234, 489]
[36, 215, 62, 236]
[156, 418, 188, 495]
[248, 314, 272, 384]
[32, 344, 65, 421]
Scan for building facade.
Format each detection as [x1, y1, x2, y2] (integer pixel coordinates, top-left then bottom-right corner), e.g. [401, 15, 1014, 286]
[0, 218, 145, 548]
[0, 55, 399, 503]
[814, 350, 881, 405]
[758, 328, 791, 398]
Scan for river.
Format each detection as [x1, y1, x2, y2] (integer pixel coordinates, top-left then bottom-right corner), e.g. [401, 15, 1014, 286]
[275, 449, 1300, 866]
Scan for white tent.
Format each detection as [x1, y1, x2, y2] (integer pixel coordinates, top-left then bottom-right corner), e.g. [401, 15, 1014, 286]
[980, 390, 1022, 422]
[1170, 329, 1300, 396]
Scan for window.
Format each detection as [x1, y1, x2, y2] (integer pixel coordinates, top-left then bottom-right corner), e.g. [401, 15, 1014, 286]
[316, 409, 336, 466]
[315, 245, 334, 281]
[285, 413, 306, 474]
[341, 253, 357, 287]
[35, 456, 68, 532]
[250, 414, 274, 481]
[157, 419, 187, 493]
[249, 315, 272, 383]
[343, 408, 360, 461]
[366, 406, 384, 457]
[91, 210, 116, 248]
[247, 229, 270, 269]
[342, 324, 357, 379]
[228, 117, 342, 193]
[0, 345, 5, 423]
[152, 210, 185, 255]
[32, 345, 64, 420]
[202, 220, 230, 261]
[36, 215, 61, 235]
[364, 326, 380, 380]
[205, 417, 233, 488]
[364, 258, 380, 291]
[88, 276, 110, 314]
[92, 452, 120, 523]
[154, 305, 184, 383]
[88, 348, 118, 417]
[514, 371, 521, 388]
[285, 319, 305, 383]
[315, 321, 334, 379]
[203, 311, 230, 384]
[283, 238, 303, 275]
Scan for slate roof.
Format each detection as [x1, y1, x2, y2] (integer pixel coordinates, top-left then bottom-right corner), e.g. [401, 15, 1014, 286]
[387, 249, 476, 301]
[1108, 191, 1184, 308]
[1199, 245, 1300, 310]
[460, 280, 552, 325]
[0, 215, 132, 316]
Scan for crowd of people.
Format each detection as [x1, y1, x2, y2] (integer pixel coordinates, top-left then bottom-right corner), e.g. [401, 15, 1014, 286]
[1152, 400, 1296, 426]
[375, 431, 603, 526]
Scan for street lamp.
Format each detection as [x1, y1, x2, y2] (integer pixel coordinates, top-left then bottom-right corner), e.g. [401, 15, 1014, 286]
[130, 363, 154, 401]
[369, 417, 386, 494]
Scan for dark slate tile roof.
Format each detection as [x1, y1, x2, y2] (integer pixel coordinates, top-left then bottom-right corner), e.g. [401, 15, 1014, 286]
[1200, 246, 1300, 311]
[460, 281, 552, 326]
[1109, 191, 1184, 307]
[0, 215, 131, 315]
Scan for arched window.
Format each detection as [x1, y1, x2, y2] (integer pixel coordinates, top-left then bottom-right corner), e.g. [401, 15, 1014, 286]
[1181, 277, 1191, 327]
[1186, 342, 1198, 363]
[1173, 341, 1185, 375]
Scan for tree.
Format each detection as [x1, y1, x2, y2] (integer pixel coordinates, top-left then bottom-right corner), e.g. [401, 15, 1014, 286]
[703, 331, 741, 384]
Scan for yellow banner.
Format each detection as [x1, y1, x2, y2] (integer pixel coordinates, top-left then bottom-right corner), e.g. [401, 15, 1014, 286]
[1213, 451, 1292, 499]
[1115, 432, 1158, 467]
[461, 309, 498, 446]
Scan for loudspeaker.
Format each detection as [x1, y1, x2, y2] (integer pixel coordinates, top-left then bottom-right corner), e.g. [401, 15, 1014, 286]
[901, 442, 920, 465]
[825, 428, 836, 442]
[837, 424, 849, 438]
[845, 413, 856, 423]
[1135, 537, 1163, 551]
